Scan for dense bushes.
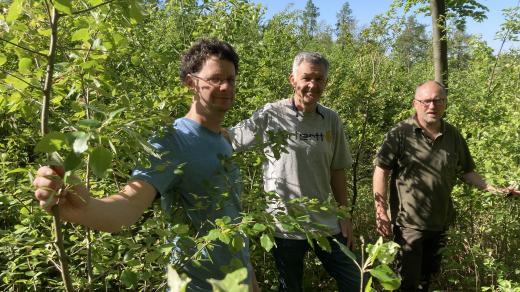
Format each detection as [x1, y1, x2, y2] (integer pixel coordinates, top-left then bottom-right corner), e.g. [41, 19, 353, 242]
[1, 0, 518, 290]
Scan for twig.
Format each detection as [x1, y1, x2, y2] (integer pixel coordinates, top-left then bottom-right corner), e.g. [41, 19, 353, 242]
[486, 1, 519, 97]
[0, 68, 41, 91]
[72, 0, 115, 15]
[0, 37, 46, 57]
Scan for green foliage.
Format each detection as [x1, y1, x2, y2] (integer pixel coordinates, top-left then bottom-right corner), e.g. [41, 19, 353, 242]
[1, 0, 519, 291]
[208, 268, 249, 292]
[336, 237, 401, 291]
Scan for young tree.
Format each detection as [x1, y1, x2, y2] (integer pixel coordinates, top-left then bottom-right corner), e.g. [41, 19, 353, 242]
[336, 1, 356, 45]
[302, 0, 320, 37]
[431, 0, 449, 85]
[398, 0, 489, 86]
[392, 16, 430, 70]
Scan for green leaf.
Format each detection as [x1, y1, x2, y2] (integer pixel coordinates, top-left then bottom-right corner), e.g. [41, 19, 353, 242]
[334, 238, 358, 263]
[5, 75, 29, 90]
[89, 146, 112, 177]
[34, 132, 68, 153]
[316, 236, 331, 253]
[370, 264, 401, 290]
[231, 236, 244, 251]
[207, 267, 248, 292]
[108, 107, 126, 119]
[78, 119, 101, 128]
[37, 29, 52, 36]
[167, 266, 191, 292]
[71, 28, 90, 42]
[120, 269, 137, 288]
[53, 0, 73, 15]
[128, 0, 144, 24]
[72, 131, 89, 154]
[206, 229, 220, 241]
[6, 0, 23, 23]
[64, 152, 82, 171]
[18, 58, 32, 74]
[0, 54, 7, 67]
[260, 233, 274, 252]
[252, 223, 266, 232]
[80, 60, 98, 69]
[364, 276, 374, 292]
[7, 168, 26, 174]
[219, 232, 230, 244]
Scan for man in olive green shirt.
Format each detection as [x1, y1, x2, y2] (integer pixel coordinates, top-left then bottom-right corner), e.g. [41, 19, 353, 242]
[372, 80, 519, 291]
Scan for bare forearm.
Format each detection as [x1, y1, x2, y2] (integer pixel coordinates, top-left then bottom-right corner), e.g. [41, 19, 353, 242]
[463, 171, 495, 192]
[64, 181, 155, 233]
[373, 166, 389, 212]
[330, 169, 348, 206]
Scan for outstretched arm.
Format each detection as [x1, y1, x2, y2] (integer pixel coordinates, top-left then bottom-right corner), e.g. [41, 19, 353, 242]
[463, 171, 520, 196]
[33, 166, 156, 233]
[373, 166, 392, 237]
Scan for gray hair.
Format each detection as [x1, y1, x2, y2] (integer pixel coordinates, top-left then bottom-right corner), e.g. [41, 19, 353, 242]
[292, 52, 329, 76]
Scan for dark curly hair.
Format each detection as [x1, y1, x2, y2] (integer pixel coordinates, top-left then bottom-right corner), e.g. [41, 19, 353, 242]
[180, 38, 239, 83]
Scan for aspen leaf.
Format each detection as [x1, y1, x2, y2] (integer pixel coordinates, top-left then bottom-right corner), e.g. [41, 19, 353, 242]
[34, 132, 68, 153]
[53, 0, 73, 15]
[90, 146, 112, 177]
[71, 28, 90, 42]
[18, 58, 32, 74]
[6, 0, 23, 23]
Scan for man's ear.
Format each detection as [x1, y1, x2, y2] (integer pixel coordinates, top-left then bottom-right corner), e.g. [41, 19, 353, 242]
[184, 75, 194, 88]
[289, 74, 295, 87]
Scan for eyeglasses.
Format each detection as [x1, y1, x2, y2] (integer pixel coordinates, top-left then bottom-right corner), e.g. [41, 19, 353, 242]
[414, 98, 447, 106]
[189, 74, 236, 87]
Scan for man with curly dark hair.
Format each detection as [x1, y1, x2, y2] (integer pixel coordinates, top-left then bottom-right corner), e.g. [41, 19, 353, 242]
[33, 38, 259, 291]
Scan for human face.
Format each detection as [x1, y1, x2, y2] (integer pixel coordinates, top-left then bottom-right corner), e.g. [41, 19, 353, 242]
[188, 56, 236, 113]
[290, 61, 327, 112]
[413, 82, 447, 126]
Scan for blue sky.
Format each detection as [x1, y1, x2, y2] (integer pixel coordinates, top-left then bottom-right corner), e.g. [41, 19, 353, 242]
[251, 0, 519, 53]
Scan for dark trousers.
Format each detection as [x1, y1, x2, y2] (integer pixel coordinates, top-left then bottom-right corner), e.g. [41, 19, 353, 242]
[393, 226, 446, 292]
[273, 233, 361, 292]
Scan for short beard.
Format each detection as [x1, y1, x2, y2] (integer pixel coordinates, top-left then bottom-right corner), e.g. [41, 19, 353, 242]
[422, 115, 441, 125]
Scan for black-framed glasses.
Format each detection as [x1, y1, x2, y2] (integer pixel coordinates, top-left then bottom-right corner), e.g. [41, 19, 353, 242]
[414, 98, 447, 106]
[189, 74, 236, 87]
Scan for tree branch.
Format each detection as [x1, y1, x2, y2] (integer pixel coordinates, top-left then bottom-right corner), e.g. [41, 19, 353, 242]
[0, 37, 47, 57]
[72, 0, 115, 15]
[0, 68, 41, 91]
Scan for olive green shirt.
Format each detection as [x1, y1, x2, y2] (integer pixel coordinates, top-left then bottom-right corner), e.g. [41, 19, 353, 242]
[374, 116, 475, 231]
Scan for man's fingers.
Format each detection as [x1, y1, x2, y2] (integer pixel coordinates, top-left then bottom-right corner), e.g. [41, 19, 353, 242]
[36, 166, 56, 177]
[35, 188, 58, 211]
[50, 165, 65, 177]
[33, 175, 63, 191]
[34, 166, 66, 211]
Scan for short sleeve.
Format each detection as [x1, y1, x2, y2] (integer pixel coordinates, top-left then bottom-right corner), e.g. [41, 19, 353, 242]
[373, 127, 400, 170]
[331, 116, 352, 170]
[457, 132, 476, 174]
[131, 131, 181, 197]
[229, 106, 269, 152]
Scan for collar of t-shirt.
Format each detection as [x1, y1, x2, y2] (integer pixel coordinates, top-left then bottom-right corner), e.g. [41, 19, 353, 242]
[290, 98, 325, 119]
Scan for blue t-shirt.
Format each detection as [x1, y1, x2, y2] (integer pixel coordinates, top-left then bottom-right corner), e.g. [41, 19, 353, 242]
[132, 117, 251, 291]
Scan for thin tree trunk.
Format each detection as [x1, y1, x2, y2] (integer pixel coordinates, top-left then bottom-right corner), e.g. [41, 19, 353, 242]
[41, 5, 74, 291]
[430, 0, 449, 87]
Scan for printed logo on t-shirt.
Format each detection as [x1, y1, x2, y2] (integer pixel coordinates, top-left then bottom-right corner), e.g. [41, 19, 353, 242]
[288, 130, 333, 143]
